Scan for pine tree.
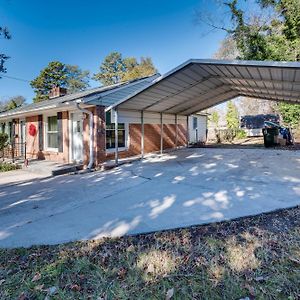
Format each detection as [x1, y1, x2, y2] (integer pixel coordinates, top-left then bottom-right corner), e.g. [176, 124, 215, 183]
[31, 61, 90, 102]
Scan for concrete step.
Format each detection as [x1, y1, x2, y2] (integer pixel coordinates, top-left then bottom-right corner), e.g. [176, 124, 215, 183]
[52, 164, 84, 176]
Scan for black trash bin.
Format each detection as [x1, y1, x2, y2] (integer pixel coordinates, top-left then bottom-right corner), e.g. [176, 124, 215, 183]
[262, 127, 279, 147]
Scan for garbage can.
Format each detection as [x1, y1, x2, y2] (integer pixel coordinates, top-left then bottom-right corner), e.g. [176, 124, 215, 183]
[262, 127, 279, 147]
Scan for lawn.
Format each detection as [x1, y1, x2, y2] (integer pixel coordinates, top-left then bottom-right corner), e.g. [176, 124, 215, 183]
[0, 207, 300, 300]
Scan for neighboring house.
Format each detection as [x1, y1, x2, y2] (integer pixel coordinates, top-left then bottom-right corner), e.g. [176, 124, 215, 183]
[240, 114, 280, 137]
[0, 74, 202, 166]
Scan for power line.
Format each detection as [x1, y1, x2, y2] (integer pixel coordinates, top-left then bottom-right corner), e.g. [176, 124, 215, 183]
[0, 74, 30, 82]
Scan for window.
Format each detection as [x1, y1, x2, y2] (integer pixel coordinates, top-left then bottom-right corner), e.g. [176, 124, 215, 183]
[47, 116, 58, 149]
[106, 111, 126, 149]
[193, 117, 198, 130]
[106, 123, 125, 149]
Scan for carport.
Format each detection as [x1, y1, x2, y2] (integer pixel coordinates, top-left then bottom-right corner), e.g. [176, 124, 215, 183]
[108, 59, 300, 164]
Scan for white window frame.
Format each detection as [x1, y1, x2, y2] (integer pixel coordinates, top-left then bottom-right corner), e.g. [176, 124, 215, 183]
[105, 123, 129, 153]
[44, 113, 59, 152]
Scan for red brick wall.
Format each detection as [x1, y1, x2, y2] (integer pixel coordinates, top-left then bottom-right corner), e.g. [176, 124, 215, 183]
[129, 123, 187, 155]
[106, 123, 187, 160]
[25, 112, 70, 163]
[83, 106, 106, 166]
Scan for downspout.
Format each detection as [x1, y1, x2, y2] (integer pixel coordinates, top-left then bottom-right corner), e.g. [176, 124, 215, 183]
[76, 103, 94, 170]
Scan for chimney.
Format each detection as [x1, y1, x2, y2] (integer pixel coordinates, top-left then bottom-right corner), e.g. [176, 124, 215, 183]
[49, 86, 67, 99]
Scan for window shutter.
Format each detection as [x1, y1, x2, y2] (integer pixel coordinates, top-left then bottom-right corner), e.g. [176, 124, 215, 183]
[57, 112, 63, 153]
[38, 115, 43, 151]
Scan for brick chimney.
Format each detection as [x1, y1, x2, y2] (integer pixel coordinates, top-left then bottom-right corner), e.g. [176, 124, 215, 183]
[49, 86, 67, 99]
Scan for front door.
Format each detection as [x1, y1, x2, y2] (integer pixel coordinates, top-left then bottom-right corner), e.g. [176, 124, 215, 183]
[71, 113, 83, 162]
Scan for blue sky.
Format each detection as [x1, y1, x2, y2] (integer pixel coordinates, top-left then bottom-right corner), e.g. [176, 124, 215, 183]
[0, 0, 241, 103]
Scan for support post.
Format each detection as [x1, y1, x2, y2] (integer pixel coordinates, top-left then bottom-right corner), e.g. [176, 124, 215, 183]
[186, 115, 189, 148]
[160, 112, 163, 155]
[141, 110, 144, 159]
[114, 109, 119, 165]
[175, 114, 178, 149]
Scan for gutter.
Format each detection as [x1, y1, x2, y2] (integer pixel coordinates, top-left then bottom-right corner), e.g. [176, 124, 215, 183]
[76, 103, 94, 170]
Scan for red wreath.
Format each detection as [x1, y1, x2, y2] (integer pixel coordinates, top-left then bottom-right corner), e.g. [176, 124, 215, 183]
[29, 124, 37, 136]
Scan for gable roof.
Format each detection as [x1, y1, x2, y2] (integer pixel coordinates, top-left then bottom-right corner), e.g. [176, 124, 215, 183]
[110, 59, 300, 115]
[0, 74, 159, 119]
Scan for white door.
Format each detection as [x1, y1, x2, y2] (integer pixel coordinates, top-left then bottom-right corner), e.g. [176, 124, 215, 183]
[71, 113, 83, 162]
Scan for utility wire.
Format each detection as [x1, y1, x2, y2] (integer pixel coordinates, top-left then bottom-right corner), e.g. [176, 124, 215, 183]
[0, 74, 30, 82]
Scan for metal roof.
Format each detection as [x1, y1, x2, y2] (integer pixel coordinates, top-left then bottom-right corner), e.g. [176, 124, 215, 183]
[111, 59, 300, 116]
[84, 74, 159, 107]
[0, 74, 159, 119]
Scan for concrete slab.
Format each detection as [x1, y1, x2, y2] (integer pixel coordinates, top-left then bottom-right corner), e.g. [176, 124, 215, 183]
[0, 148, 299, 248]
[0, 159, 82, 186]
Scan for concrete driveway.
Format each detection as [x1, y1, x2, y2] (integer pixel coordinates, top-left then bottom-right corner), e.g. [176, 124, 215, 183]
[0, 148, 300, 248]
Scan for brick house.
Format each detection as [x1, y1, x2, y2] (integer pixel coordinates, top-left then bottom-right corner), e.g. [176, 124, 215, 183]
[0, 72, 207, 167]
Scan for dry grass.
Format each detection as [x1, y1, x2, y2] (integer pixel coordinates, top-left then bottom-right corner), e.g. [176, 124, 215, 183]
[1, 206, 300, 299]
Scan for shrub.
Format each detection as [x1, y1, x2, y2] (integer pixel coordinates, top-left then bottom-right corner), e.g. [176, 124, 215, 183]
[0, 133, 9, 158]
[235, 129, 247, 140]
[0, 162, 19, 172]
[215, 129, 247, 143]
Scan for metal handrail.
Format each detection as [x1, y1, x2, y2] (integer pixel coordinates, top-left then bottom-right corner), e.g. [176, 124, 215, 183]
[2, 141, 26, 162]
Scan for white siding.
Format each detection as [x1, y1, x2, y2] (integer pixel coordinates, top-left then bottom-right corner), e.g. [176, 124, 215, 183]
[111, 109, 187, 125]
[188, 115, 207, 143]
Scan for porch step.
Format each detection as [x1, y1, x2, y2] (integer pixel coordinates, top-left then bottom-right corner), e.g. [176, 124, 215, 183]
[52, 164, 84, 176]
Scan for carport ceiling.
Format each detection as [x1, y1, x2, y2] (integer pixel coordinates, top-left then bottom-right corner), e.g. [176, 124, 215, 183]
[111, 59, 300, 116]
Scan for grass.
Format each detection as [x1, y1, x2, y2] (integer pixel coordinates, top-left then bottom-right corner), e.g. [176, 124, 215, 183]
[0, 162, 20, 172]
[1, 207, 300, 300]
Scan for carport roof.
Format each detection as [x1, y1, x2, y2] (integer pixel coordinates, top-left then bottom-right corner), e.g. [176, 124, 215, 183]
[110, 59, 300, 116]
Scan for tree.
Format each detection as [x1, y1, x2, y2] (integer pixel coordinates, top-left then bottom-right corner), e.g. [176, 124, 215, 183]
[213, 36, 240, 60]
[214, 34, 276, 116]
[238, 97, 276, 116]
[31, 61, 90, 102]
[0, 26, 11, 76]
[210, 111, 220, 127]
[93, 52, 126, 86]
[277, 102, 300, 126]
[5, 96, 26, 110]
[93, 52, 157, 86]
[221, 0, 300, 126]
[226, 101, 239, 129]
[65, 65, 90, 94]
[122, 57, 157, 82]
[0, 96, 25, 112]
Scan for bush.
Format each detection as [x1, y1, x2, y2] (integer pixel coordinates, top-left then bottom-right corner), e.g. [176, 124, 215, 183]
[215, 129, 247, 143]
[0, 162, 19, 172]
[0, 133, 9, 158]
[236, 129, 247, 140]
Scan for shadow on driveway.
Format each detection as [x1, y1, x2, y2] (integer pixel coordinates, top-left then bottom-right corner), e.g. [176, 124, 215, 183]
[0, 148, 299, 248]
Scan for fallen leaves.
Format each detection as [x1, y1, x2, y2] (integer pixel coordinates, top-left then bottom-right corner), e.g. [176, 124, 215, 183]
[31, 272, 41, 282]
[1, 206, 300, 299]
[47, 286, 58, 296]
[289, 256, 300, 265]
[166, 288, 174, 300]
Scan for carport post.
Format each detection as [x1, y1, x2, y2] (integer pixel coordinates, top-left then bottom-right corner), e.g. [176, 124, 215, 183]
[175, 114, 178, 149]
[160, 112, 163, 155]
[114, 108, 119, 165]
[141, 110, 144, 159]
[186, 115, 189, 148]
